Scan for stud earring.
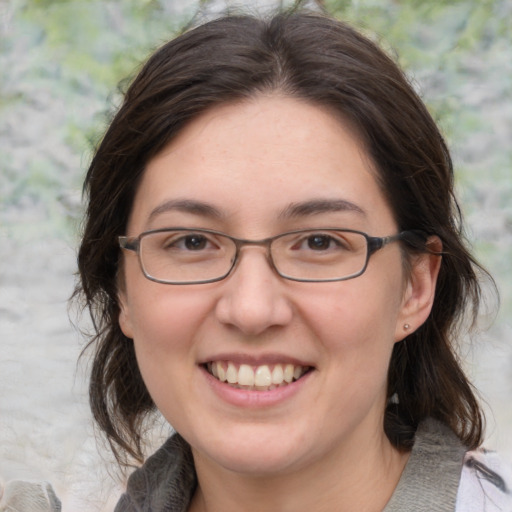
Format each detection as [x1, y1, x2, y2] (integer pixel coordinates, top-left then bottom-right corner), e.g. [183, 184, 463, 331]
[404, 323, 410, 330]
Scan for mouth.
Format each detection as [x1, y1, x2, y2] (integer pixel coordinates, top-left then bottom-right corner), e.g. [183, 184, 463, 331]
[204, 361, 312, 391]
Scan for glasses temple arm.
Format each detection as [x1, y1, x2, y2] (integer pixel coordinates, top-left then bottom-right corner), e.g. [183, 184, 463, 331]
[118, 236, 139, 252]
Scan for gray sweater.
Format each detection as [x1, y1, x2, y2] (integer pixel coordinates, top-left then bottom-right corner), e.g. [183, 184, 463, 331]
[114, 419, 510, 512]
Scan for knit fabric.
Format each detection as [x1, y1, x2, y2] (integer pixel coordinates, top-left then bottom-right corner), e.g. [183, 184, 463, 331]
[384, 418, 467, 511]
[114, 418, 512, 511]
[114, 434, 196, 512]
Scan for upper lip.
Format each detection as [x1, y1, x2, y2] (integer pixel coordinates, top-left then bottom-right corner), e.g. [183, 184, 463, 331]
[198, 352, 314, 368]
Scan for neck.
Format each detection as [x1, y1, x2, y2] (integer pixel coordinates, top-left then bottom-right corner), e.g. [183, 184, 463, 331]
[188, 429, 409, 512]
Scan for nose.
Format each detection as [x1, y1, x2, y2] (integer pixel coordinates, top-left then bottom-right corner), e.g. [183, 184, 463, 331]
[215, 247, 293, 336]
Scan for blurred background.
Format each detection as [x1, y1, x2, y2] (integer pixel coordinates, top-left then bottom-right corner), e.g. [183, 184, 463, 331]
[1, 0, 511, 510]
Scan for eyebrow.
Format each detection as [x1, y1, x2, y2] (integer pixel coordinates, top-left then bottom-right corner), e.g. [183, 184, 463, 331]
[148, 199, 223, 222]
[279, 199, 366, 219]
[148, 197, 365, 224]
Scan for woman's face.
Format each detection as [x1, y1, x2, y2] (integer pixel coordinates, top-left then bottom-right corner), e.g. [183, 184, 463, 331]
[119, 96, 420, 476]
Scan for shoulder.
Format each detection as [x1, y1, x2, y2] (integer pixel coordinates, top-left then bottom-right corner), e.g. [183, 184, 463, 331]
[456, 449, 512, 512]
[385, 419, 512, 512]
[114, 434, 196, 512]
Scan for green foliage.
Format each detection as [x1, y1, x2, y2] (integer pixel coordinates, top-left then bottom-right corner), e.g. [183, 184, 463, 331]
[18, 1, 178, 88]
[0, 0, 190, 237]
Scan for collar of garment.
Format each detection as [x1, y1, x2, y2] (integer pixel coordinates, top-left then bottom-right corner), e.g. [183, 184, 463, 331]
[115, 418, 469, 512]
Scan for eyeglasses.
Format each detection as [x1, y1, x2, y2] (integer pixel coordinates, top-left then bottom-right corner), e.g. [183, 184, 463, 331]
[119, 228, 423, 285]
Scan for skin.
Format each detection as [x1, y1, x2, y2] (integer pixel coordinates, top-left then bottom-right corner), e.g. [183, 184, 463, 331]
[119, 95, 441, 512]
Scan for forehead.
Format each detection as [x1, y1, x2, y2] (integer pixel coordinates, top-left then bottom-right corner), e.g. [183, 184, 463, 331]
[128, 95, 395, 234]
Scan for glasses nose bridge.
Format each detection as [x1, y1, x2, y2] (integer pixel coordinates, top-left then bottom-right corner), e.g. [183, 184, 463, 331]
[231, 236, 277, 273]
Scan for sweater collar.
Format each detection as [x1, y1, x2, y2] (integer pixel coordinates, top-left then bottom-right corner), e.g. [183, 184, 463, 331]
[384, 418, 466, 512]
[118, 418, 466, 512]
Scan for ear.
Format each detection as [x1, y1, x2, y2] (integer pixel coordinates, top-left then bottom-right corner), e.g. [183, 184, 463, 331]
[395, 236, 442, 342]
[118, 290, 134, 339]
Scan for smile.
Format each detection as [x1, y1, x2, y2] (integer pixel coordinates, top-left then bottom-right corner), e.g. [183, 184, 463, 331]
[205, 361, 311, 391]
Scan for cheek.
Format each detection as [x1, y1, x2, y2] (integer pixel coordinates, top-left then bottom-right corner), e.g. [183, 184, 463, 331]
[298, 264, 405, 368]
[128, 289, 209, 351]
[122, 280, 215, 387]
[125, 287, 215, 423]
[306, 283, 402, 341]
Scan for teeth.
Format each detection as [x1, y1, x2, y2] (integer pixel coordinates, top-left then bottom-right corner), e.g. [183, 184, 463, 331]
[208, 361, 308, 390]
[283, 364, 294, 383]
[271, 365, 284, 384]
[254, 365, 272, 387]
[226, 362, 238, 384]
[217, 364, 227, 382]
[238, 364, 255, 386]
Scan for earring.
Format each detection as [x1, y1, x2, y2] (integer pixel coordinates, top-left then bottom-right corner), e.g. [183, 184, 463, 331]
[404, 323, 410, 330]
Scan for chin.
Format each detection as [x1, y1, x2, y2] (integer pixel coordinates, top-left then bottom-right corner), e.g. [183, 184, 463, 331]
[190, 425, 310, 476]
[206, 448, 302, 477]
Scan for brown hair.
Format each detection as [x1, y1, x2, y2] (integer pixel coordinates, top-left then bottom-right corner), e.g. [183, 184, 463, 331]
[75, 10, 491, 466]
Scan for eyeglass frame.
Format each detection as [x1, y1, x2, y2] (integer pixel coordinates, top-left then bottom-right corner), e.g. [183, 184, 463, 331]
[118, 227, 427, 285]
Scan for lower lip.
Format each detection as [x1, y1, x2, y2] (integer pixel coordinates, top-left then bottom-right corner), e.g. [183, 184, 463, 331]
[200, 366, 313, 408]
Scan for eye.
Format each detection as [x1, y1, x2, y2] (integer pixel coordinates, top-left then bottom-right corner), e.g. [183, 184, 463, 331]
[161, 232, 216, 251]
[292, 233, 350, 252]
[306, 234, 336, 251]
[182, 234, 208, 250]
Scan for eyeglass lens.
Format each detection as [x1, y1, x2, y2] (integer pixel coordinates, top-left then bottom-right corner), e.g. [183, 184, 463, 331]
[138, 229, 370, 284]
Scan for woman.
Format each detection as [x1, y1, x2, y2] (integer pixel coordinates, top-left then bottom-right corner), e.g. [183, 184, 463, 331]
[76, 10, 511, 512]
